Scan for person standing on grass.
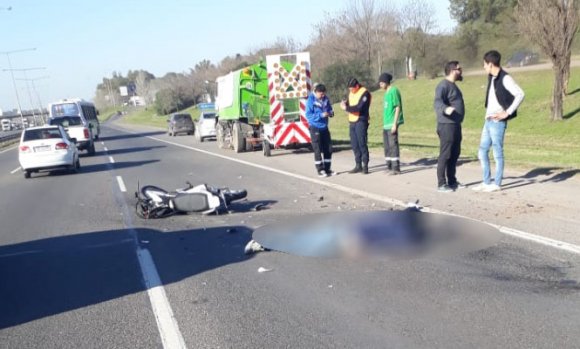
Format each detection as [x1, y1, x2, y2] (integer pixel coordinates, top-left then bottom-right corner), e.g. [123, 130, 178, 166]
[472, 50, 525, 192]
[433, 61, 465, 193]
[378, 72, 404, 175]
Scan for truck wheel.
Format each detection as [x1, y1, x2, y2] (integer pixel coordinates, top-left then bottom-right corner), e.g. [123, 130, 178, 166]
[263, 140, 271, 157]
[232, 122, 245, 153]
[88, 142, 96, 156]
[24, 170, 31, 179]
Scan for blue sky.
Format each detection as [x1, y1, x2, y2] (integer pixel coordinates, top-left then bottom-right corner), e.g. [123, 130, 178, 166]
[0, 0, 455, 112]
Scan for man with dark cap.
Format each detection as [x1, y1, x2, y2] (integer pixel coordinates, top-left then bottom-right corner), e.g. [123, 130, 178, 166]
[340, 78, 372, 174]
[379, 72, 404, 175]
[433, 61, 465, 193]
[305, 83, 336, 177]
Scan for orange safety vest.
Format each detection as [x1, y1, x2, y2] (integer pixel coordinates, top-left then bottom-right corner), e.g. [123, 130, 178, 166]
[348, 87, 368, 122]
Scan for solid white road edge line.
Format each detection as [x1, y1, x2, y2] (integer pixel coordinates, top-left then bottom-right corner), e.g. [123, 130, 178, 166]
[10, 166, 21, 174]
[116, 175, 127, 192]
[0, 146, 17, 154]
[134, 132, 580, 256]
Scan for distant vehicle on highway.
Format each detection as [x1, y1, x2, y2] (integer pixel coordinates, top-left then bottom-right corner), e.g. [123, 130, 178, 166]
[48, 98, 100, 139]
[1, 118, 12, 131]
[48, 116, 96, 155]
[18, 125, 80, 179]
[167, 113, 194, 136]
[506, 50, 540, 68]
[195, 111, 217, 142]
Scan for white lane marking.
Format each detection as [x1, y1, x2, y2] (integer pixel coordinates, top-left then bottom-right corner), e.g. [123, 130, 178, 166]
[130, 132, 580, 256]
[138, 248, 187, 349]
[103, 141, 187, 349]
[109, 156, 115, 164]
[101, 141, 105, 145]
[104, 146, 108, 152]
[10, 167, 21, 174]
[0, 146, 17, 154]
[116, 175, 127, 192]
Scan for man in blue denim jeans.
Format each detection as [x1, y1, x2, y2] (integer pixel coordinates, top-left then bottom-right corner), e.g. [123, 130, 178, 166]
[473, 50, 525, 192]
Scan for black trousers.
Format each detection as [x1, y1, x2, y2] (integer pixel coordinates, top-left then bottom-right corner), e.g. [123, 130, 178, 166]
[349, 120, 369, 166]
[310, 126, 332, 172]
[437, 123, 462, 187]
[383, 129, 400, 165]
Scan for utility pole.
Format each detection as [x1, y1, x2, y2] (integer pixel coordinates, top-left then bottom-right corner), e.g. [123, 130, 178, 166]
[16, 75, 49, 124]
[0, 48, 37, 127]
[3, 66, 45, 126]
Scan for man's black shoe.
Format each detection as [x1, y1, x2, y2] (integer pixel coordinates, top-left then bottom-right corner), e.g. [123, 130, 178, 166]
[349, 166, 362, 174]
[362, 166, 369, 174]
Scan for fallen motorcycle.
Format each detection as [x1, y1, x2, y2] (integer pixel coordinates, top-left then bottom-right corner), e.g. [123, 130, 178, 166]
[135, 182, 247, 219]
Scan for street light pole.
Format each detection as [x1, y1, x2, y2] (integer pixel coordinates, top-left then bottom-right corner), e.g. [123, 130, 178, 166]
[16, 75, 49, 124]
[0, 48, 37, 127]
[8, 67, 46, 123]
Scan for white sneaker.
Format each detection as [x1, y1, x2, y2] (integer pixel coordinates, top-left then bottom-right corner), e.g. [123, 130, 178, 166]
[244, 240, 265, 254]
[318, 170, 328, 178]
[483, 184, 501, 192]
[326, 170, 337, 177]
[472, 183, 490, 192]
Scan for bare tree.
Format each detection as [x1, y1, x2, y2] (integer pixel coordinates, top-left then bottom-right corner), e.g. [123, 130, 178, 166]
[134, 70, 155, 106]
[516, 0, 579, 121]
[310, 0, 397, 78]
[397, 0, 438, 78]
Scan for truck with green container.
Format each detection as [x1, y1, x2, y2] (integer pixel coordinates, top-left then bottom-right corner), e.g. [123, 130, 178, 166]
[215, 52, 312, 156]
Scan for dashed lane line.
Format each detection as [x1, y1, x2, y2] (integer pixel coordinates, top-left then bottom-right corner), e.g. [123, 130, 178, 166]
[105, 140, 186, 349]
[116, 175, 127, 192]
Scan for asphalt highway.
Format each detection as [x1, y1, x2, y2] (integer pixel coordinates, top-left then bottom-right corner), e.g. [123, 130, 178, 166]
[0, 124, 578, 348]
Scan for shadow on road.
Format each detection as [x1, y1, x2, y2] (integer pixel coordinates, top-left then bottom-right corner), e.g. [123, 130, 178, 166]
[95, 145, 167, 156]
[97, 131, 166, 142]
[0, 226, 254, 329]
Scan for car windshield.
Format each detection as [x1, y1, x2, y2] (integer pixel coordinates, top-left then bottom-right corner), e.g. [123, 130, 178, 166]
[202, 113, 216, 119]
[51, 103, 80, 117]
[23, 128, 63, 141]
[49, 116, 83, 127]
[174, 114, 191, 121]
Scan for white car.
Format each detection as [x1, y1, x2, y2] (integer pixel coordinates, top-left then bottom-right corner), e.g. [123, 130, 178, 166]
[48, 115, 96, 155]
[195, 111, 217, 142]
[18, 125, 80, 178]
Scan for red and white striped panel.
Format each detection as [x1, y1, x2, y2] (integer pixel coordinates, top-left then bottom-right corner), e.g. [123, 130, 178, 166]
[266, 52, 312, 147]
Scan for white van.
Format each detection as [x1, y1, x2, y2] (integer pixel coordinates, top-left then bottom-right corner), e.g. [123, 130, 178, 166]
[1, 119, 12, 131]
[48, 99, 100, 139]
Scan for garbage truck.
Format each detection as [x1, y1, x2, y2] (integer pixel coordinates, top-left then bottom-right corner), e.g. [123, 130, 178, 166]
[214, 52, 312, 156]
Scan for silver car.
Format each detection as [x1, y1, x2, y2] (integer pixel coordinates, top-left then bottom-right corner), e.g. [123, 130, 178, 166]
[195, 111, 217, 142]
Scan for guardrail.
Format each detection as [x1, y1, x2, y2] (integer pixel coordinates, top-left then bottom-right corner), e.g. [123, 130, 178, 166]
[0, 130, 21, 144]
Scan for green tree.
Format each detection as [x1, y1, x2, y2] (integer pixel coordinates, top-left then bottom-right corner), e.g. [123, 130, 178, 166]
[319, 59, 372, 103]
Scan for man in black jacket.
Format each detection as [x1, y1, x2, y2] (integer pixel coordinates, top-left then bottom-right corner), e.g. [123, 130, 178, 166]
[433, 61, 465, 193]
[472, 50, 524, 192]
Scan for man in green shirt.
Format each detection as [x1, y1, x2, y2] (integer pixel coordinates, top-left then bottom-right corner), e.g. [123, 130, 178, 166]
[379, 72, 404, 175]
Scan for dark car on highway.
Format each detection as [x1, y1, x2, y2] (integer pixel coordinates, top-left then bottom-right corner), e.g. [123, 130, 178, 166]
[167, 113, 194, 136]
[506, 50, 540, 68]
